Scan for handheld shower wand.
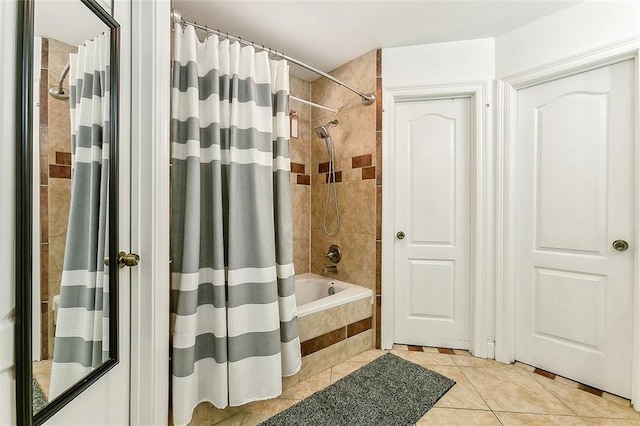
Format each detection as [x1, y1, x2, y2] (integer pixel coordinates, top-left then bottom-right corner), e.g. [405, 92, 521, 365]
[313, 120, 340, 236]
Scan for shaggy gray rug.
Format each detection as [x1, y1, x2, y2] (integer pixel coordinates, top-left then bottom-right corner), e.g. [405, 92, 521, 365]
[261, 352, 456, 426]
[32, 377, 47, 414]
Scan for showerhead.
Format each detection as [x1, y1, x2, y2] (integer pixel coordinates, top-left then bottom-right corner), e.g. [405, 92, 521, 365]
[313, 119, 338, 139]
[48, 61, 71, 100]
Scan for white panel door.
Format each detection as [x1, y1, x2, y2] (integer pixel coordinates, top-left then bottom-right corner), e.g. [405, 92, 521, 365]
[394, 98, 470, 349]
[515, 60, 634, 397]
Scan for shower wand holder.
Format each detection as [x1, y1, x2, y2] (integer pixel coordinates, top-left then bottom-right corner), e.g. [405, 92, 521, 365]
[325, 245, 342, 264]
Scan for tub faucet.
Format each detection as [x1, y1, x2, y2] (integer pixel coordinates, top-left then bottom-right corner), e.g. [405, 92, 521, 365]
[323, 265, 338, 274]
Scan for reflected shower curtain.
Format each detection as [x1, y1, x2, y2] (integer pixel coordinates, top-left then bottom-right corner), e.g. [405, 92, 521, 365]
[50, 33, 111, 399]
[171, 24, 301, 426]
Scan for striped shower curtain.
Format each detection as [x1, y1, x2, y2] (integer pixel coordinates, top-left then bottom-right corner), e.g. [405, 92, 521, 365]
[50, 33, 111, 399]
[171, 24, 301, 426]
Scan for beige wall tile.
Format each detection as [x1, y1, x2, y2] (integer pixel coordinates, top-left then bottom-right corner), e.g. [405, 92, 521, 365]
[298, 304, 348, 342]
[48, 178, 71, 238]
[347, 329, 373, 358]
[48, 236, 65, 299]
[47, 39, 76, 167]
[298, 340, 348, 381]
[338, 180, 376, 235]
[347, 297, 373, 324]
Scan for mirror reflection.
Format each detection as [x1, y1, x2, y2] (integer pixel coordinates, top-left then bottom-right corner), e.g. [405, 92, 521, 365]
[31, 0, 111, 414]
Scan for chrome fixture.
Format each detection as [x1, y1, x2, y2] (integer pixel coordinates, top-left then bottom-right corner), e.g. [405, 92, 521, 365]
[323, 265, 338, 274]
[612, 240, 629, 251]
[48, 61, 71, 100]
[325, 244, 342, 263]
[314, 120, 340, 236]
[173, 12, 375, 105]
[313, 119, 338, 139]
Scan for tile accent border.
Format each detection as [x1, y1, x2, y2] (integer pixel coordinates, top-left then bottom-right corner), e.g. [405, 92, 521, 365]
[39, 39, 50, 360]
[375, 48, 383, 348]
[301, 315, 373, 357]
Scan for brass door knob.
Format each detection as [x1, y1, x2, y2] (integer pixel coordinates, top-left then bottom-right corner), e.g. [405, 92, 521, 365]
[104, 251, 140, 268]
[612, 240, 629, 251]
[396, 231, 405, 240]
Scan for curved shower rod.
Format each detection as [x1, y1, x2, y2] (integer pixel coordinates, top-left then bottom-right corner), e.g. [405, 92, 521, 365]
[172, 10, 376, 106]
[49, 61, 71, 100]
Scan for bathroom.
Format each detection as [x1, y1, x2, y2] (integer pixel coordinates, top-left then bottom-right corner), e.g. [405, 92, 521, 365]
[2, 0, 640, 425]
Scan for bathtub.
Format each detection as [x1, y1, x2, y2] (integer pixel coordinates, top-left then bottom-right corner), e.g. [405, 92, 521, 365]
[294, 273, 373, 318]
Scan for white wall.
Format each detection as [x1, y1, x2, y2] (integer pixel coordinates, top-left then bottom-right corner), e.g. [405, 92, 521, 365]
[0, 0, 17, 424]
[383, 37, 495, 87]
[496, 1, 640, 78]
[382, 37, 496, 358]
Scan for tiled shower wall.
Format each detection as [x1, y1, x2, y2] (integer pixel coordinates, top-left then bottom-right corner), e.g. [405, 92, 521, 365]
[289, 76, 312, 274]
[289, 49, 382, 348]
[39, 38, 76, 358]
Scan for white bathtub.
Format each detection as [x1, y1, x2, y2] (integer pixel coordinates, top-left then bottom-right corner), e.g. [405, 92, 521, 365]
[294, 273, 373, 318]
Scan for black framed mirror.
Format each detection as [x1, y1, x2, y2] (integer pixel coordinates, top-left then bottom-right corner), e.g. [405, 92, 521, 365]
[15, 0, 120, 424]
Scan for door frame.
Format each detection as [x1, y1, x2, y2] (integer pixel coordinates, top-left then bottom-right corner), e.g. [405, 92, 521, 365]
[129, 0, 171, 423]
[382, 82, 493, 358]
[495, 37, 640, 406]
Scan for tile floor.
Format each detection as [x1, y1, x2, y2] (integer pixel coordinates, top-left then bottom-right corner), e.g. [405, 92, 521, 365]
[185, 345, 640, 425]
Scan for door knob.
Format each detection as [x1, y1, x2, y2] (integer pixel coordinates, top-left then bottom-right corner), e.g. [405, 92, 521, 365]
[396, 231, 405, 240]
[104, 251, 140, 268]
[612, 240, 629, 251]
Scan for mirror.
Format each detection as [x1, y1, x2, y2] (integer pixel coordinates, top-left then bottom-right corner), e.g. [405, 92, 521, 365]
[15, 0, 120, 424]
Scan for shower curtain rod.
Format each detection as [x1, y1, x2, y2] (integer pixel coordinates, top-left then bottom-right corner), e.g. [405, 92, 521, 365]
[172, 10, 376, 106]
[290, 95, 338, 114]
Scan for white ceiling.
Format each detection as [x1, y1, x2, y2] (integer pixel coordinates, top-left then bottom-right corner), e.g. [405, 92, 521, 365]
[35, 0, 109, 46]
[173, 0, 582, 80]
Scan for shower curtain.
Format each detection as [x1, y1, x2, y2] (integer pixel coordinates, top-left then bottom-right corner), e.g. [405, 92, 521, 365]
[171, 24, 301, 425]
[50, 33, 111, 399]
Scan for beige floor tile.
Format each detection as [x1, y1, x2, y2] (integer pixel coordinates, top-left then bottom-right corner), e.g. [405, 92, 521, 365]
[514, 362, 535, 372]
[528, 372, 640, 420]
[188, 402, 245, 425]
[240, 399, 299, 425]
[393, 344, 409, 350]
[330, 360, 367, 383]
[214, 413, 246, 426]
[495, 412, 587, 425]
[461, 366, 573, 415]
[416, 408, 500, 425]
[601, 393, 632, 408]
[428, 365, 489, 410]
[390, 349, 456, 366]
[32, 359, 52, 400]
[346, 348, 386, 363]
[452, 355, 501, 368]
[555, 375, 579, 388]
[581, 418, 640, 425]
[422, 346, 441, 354]
[454, 349, 472, 356]
[279, 369, 331, 400]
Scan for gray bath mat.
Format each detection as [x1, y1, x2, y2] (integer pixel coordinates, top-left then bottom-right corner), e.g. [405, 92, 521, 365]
[33, 376, 47, 414]
[261, 352, 455, 426]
